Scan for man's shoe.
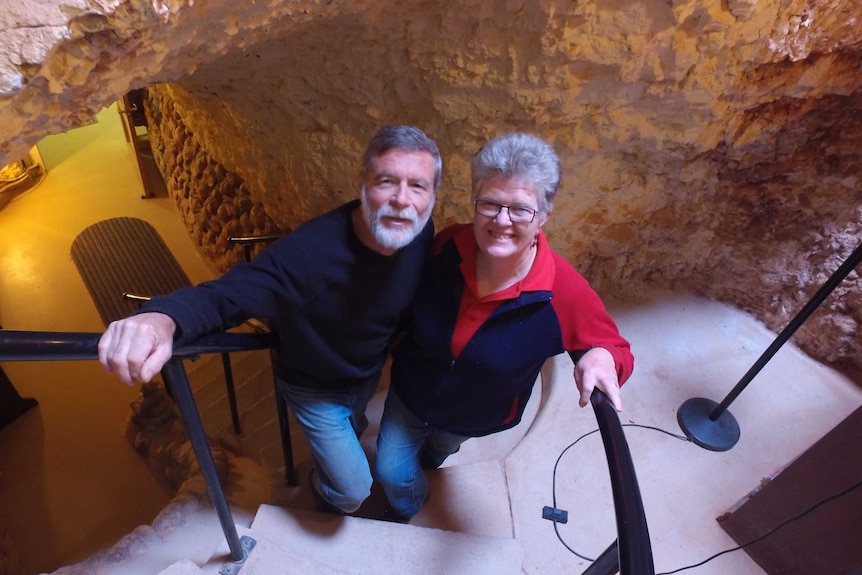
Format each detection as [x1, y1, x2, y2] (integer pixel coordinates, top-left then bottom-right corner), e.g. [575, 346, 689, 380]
[314, 493, 347, 515]
[379, 505, 411, 524]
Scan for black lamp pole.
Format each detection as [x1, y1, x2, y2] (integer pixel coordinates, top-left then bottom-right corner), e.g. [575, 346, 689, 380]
[678, 239, 862, 451]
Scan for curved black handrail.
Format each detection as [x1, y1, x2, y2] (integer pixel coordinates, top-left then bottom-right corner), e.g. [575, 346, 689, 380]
[228, 234, 284, 263]
[1, 331, 654, 573]
[584, 390, 655, 575]
[0, 329, 277, 361]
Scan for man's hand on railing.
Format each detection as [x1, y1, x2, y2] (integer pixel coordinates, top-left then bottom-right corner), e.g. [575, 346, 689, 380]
[98, 312, 177, 385]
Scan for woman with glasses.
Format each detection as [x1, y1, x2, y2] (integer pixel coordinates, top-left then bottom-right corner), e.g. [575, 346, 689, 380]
[374, 133, 634, 522]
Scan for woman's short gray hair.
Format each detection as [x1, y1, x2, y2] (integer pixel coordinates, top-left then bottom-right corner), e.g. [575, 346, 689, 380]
[363, 125, 443, 191]
[471, 133, 562, 215]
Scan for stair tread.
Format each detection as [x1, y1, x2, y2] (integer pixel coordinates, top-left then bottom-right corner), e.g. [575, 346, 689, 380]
[413, 459, 514, 538]
[245, 504, 524, 575]
[225, 534, 344, 575]
[157, 559, 206, 575]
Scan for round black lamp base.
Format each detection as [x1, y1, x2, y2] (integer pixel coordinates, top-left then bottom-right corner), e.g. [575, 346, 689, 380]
[677, 397, 740, 452]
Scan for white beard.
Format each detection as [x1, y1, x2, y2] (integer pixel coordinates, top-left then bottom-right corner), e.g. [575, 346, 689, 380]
[361, 188, 434, 251]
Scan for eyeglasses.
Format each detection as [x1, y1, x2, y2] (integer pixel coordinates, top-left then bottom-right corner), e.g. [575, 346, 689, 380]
[473, 199, 538, 223]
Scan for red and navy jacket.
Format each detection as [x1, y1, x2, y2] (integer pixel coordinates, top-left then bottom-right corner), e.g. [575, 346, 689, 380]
[390, 224, 634, 437]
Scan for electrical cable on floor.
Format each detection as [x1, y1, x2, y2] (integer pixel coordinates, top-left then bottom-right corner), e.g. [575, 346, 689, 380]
[549, 423, 690, 562]
[550, 427, 603, 561]
[548, 423, 862, 573]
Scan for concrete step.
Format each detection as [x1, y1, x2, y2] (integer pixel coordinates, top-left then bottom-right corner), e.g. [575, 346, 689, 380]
[413, 460, 514, 539]
[244, 504, 524, 575]
[157, 524, 346, 575]
[156, 477, 523, 575]
[54, 464, 520, 575]
[235, 535, 344, 575]
[157, 559, 206, 575]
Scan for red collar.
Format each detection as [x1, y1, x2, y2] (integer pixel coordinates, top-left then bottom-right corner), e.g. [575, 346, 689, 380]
[450, 223, 555, 300]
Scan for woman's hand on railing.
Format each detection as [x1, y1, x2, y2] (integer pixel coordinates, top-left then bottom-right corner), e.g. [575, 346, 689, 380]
[574, 347, 623, 411]
[98, 312, 177, 385]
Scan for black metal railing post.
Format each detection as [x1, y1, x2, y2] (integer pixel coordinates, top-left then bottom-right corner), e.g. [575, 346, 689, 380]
[582, 541, 622, 575]
[160, 358, 248, 562]
[220, 352, 242, 435]
[270, 348, 298, 486]
[228, 233, 298, 486]
[228, 234, 283, 264]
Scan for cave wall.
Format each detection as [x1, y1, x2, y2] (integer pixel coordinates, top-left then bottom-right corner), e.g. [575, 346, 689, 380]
[2, 0, 862, 374]
[143, 85, 285, 271]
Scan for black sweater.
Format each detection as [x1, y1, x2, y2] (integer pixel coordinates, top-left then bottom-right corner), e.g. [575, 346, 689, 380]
[143, 200, 433, 389]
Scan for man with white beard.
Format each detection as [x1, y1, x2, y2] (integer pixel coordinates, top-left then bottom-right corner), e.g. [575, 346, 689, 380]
[99, 125, 441, 515]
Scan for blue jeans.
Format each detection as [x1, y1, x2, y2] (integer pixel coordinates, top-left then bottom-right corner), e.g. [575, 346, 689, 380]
[374, 390, 468, 517]
[279, 377, 378, 513]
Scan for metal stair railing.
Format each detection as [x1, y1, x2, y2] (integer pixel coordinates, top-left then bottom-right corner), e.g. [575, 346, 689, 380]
[582, 389, 655, 575]
[1, 329, 654, 574]
[228, 234, 284, 264]
[0, 329, 277, 573]
[228, 233, 298, 487]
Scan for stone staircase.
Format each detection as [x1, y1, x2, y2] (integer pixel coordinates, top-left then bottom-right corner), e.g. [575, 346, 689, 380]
[48, 339, 541, 575]
[50, 455, 524, 575]
[157, 501, 524, 575]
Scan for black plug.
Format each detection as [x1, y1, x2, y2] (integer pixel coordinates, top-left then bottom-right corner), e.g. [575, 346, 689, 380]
[542, 505, 568, 524]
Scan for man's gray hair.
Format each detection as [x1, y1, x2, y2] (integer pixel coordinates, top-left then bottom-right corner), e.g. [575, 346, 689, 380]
[471, 133, 562, 215]
[362, 125, 443, 191]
